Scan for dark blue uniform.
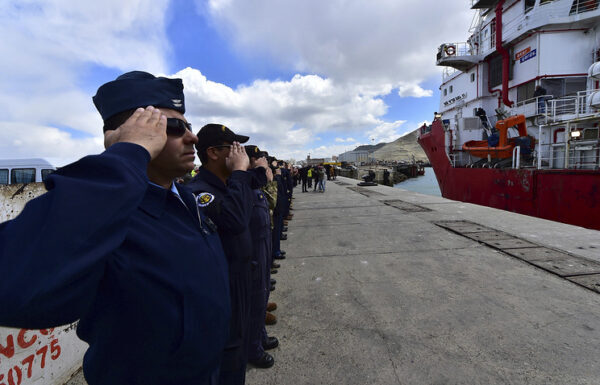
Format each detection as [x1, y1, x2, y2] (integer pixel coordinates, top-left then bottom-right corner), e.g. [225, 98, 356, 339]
[282, 168, 293, 217]
[247, 188, 272, 361]
[272, 174, 286, 258]
[188, 167, 266, 385]
[0, 143, 231, 385]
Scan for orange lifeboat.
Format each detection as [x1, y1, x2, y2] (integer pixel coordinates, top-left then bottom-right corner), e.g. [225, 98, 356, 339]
[462, 114, 529, 159]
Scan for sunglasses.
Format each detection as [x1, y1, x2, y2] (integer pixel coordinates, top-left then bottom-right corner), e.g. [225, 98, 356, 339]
[166, 118, 192, 137]
[209, 144, 232, 150]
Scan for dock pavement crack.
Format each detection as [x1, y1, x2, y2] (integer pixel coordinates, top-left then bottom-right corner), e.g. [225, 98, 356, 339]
[292, 245, 486, 260]
[348, 290, 403, 385]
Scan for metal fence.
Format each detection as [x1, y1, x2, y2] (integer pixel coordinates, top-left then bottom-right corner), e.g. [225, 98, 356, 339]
[545, 89, 599, 121]
[570, 0, 599, 15]
[537, 140, 600, 170]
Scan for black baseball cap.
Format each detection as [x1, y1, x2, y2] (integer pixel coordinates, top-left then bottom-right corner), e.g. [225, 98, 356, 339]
[245, 145, 268, 159]
[195, 123, 249, 152]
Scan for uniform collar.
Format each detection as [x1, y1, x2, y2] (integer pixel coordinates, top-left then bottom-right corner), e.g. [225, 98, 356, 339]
[137, 181, 201, 232]
[148, 180, 179, 195]
[197, 166, 227, 192]
[140, 181, 196, 219]
[175, 183, 198, 215]
[139, 183, 169, 218]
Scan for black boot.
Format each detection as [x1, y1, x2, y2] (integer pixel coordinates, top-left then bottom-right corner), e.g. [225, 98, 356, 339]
[249, 352, 274, 368]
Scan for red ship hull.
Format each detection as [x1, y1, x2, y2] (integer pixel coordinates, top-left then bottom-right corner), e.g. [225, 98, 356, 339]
[418, 119, 600, 231]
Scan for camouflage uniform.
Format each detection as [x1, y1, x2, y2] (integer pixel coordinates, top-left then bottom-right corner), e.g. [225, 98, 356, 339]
[261, 181, 278, 229]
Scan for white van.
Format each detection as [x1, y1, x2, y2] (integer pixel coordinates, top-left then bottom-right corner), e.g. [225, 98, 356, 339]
[0, 158, 56, 185]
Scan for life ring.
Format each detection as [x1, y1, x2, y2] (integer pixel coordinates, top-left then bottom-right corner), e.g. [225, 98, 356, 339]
[445, 45, 456, 56]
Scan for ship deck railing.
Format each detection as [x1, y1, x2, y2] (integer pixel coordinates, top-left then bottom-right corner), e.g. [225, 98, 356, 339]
[536, 139, 600, 170]
[544, 89, 600, 122]
[512, 94, 556, 118]
[470, 1, 600, 60]
[442, 67, 460, 82]
[449, 137, 600, 170]
[437, 42, 475, 61]
[437, 42, 483, 73]
[511, 90, 600, 122]
[569, 0, 600, 15]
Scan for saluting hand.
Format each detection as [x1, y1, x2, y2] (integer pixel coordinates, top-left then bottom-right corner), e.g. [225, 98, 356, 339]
[254, 156, 268, 170]
[226, 141, 250, 172]
[265, 166, 273, 182]
[104, 106, 167, 159]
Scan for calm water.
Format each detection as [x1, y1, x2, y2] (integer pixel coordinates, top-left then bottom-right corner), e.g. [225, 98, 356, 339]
[393, 167, 441, 196]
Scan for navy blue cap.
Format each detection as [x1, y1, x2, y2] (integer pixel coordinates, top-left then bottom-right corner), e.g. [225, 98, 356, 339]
[195, 124, 249, 152]
[93, 71, 185, 121]
[244, 145, 268, 159]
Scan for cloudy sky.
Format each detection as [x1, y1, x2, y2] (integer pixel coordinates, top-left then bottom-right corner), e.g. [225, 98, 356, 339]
[1, 0, 473, 165]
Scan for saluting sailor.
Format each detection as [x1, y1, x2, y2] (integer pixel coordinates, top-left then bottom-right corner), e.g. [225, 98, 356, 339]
[0, 71, 231, 385]
[187, 124, 267, 385]
[244, 145, 279, 369]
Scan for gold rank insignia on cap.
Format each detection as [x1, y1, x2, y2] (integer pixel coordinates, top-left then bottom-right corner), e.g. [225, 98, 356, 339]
[255, 148, 258, 153]
[222, 125, 226, 132]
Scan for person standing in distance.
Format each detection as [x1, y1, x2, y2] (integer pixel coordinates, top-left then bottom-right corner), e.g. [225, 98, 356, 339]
[0, 71, 231, 385]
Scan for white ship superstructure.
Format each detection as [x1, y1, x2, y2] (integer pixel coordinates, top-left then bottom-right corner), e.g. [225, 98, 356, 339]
[436, 0, 600, 170]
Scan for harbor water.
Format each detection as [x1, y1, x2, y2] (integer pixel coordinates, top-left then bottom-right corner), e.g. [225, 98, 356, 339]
[393, 167, 441, 196]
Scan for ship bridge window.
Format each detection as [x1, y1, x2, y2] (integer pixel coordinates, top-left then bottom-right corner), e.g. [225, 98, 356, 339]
[541, 77, 586, 98]
[489, 54, 514, 88]
[471, 73, 476, 82]
[525, 0, 536, 13]
[444, 88, 448, 96]
[583, 128, 599, 139]
[517, 81, 536, 103]
[449, 85, 453, 93]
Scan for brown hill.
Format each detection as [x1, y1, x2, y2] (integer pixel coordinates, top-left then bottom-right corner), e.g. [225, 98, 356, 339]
[352, 142, 387, 152]
[371, 129, 428, 162]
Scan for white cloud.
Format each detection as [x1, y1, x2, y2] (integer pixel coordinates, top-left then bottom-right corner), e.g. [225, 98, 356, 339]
[0, 0, 170, 164]
[1, 1, 170, 86]
[0, 1, 472, 165]
[299, 142, 368, 160]
[175, 67, 400, 159]
[201, 0, 473, 94]
[397, 83, 434, 98]
[334, 137, 357, 143]
[0, 122, 103, 166]
[366, 120, 407, 143]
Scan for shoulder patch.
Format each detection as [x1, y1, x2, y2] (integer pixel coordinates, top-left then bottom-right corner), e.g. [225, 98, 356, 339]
[196, 192, 215, 207]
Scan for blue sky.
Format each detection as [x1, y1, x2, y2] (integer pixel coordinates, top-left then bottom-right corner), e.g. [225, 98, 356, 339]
[0, 0, 472, 165]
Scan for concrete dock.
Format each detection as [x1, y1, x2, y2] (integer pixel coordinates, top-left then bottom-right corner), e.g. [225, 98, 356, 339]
[245, 176, 600, 384]
[67, 176, 600, 384]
